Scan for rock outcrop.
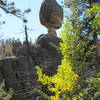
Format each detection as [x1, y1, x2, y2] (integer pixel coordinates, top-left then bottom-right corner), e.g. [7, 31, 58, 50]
[0, 34, 62, 100]
[0, 0, 63, 99]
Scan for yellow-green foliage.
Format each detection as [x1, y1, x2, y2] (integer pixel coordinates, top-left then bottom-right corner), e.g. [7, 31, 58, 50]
[36, 32, 78, 100]
[36, 59, 78, 100]
[36, 3, 100, 100]
[87, 3, 100, 33]
[36, 15, 80, 100]
[0, 80, 13, 100]
[72, 92, 83, 100]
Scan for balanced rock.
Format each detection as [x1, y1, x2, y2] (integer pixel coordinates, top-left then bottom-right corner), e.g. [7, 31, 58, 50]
[39, 0, 63, 29]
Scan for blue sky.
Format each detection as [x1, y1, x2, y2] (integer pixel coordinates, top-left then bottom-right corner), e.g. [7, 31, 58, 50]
[0, 0, 65, 42]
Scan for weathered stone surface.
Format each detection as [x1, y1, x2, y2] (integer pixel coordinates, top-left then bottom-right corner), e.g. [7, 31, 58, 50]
[39, 0, 63, 29]
[0, 56, 38, 100]
[12, 42, 22, 55]
[0, 34, 62, 100]
[36, 34, 62, 50]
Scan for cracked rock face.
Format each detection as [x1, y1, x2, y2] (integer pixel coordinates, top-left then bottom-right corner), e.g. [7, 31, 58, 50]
[36, 34, 62, 50]
[39, 0, 63, 29]
[0, 34, 62, 100]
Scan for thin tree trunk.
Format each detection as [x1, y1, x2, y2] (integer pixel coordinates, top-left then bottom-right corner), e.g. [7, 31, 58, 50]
[93, 31, 99, 57]
[24, 25, 32, 92]
[93, 30, 100, 70]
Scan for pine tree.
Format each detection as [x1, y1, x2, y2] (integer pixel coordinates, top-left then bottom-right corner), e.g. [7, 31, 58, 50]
[0, 0, 31, 23]
[62, 0, 100, 73]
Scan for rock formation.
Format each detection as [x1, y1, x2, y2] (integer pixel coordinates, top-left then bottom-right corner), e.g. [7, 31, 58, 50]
[39, 0, 63, 36]
[0, 36, 62, 100]
[0, 0, 63, 100]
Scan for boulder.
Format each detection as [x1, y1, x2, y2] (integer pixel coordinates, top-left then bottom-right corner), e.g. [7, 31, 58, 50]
[0, 56, 38, 100]
[36, 34, 62, 50]
[39, 0, 63, 29]
[12, 42, 22, 55]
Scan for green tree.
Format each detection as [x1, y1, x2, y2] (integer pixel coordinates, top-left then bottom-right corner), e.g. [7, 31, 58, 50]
[64, 0, 100, 71]
[36, 0, 100, 100]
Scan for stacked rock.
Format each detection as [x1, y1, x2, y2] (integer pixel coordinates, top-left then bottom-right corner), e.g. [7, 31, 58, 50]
[39, 0, 63, 37]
